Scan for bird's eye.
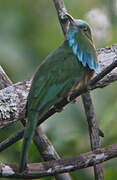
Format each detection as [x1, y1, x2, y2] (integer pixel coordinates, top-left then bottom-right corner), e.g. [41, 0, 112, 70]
[82, 27, 88, 32]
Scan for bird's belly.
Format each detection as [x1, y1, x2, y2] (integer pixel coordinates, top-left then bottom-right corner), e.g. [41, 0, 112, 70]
[69, 69, 94, 95]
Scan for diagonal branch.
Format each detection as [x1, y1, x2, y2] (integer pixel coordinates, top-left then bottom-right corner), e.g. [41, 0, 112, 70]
[0, 143, 117, 179]
[0, 129, 24, 152]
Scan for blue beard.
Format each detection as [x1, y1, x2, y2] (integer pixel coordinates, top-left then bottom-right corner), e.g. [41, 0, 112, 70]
[67, 29, 99, 72]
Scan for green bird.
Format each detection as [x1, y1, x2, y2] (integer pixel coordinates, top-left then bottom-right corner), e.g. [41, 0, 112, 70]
[19, 14, 99, 172]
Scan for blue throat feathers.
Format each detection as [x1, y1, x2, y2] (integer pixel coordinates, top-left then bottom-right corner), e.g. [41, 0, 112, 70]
[67, 29, 99, 72]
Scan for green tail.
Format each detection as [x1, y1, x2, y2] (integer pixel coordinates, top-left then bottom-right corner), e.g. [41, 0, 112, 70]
[19, 112, 38, 172]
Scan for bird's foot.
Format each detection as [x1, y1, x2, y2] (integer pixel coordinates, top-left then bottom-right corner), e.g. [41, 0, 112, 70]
[54, 105, 65, 112]
[86, 85, 93, 93]
[67, 95, 77, 104]
[67, 95, 72, 102]
[70, 99, 77, 104]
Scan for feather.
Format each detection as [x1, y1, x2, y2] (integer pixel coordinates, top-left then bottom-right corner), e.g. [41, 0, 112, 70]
[67, 28, 99, 72]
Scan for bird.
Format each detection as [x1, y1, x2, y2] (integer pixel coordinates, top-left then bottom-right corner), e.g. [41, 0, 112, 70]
[19, 13, 99, 172]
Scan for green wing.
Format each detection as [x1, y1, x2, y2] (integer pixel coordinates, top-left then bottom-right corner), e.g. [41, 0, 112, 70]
[67, 28, 98, 71]
[75, 30, 98, 70]
[27, 41, 83, 117]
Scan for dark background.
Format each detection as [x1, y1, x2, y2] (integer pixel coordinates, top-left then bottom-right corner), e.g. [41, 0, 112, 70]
[0, 0, 117, 179]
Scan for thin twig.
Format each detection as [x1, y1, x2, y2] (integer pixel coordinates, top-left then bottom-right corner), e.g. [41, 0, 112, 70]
[82, 93, 104, 180]
[53, 0, 68, 36]
[0, 129, 24, 152]
[0, 66, 12, 89]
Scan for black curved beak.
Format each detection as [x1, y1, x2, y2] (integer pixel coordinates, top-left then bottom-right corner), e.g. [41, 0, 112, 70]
[65, 13, 76, 26]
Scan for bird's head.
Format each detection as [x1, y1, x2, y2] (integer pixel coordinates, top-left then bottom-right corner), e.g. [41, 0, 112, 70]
[65, 13, 99, 72]
[66, 13, 93, 42]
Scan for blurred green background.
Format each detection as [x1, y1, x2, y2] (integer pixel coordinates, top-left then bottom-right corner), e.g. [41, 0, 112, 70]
[0, 0, 117, 179]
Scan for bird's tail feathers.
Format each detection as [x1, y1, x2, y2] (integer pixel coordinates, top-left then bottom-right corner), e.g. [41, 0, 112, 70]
[19, 112, 38, 172]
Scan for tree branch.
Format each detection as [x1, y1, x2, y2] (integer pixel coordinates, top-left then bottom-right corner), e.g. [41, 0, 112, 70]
[0, 129, 24, 152]
[0, 143, 117, 179]
[82, 93, 104, 180]
[0, 66, 12, 89]
[53, 0, 68, 36]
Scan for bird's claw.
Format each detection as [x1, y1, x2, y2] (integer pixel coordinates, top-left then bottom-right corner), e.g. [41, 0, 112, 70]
[86, 85, 91, 92]
[71, 99, 77, 104]
[54, 105, 65, 112]
[67, 95, 77, 104]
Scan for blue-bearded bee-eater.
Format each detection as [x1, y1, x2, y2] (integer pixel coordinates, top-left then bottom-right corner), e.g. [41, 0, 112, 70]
[19, 13, 99, 172]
